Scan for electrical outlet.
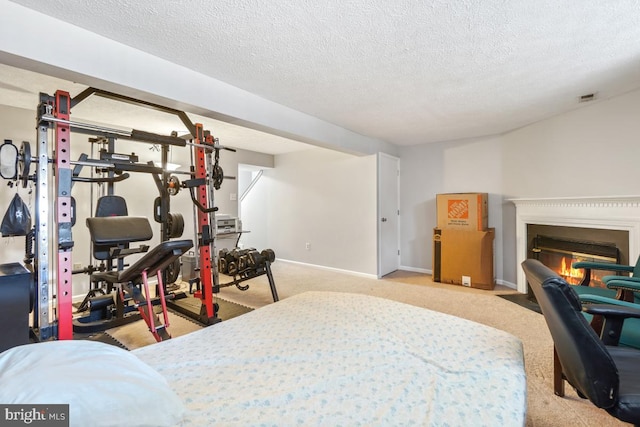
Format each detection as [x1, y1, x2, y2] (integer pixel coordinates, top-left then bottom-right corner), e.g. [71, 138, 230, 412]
[305, 242, 310, 250]
[462, 276, 471, 287]
[230, 193, 237, 201]
[73, 263, 83, 270]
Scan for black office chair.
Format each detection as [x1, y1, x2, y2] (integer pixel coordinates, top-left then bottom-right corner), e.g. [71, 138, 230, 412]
[522, 259, 640, 426]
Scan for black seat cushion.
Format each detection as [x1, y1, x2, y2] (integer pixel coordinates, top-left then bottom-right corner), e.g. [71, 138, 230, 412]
[86, 216, 153, 256]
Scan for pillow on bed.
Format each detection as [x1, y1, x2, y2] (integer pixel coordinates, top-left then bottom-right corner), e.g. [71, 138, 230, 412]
[0, 340, 185, 427]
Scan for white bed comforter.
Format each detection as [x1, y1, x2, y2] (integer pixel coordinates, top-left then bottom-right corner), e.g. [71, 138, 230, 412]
[133, 291, 526, 426]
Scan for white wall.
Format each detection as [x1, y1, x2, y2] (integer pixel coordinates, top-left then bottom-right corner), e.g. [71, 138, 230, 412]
[262, 148, 378, 276]
[239, 170, 270, 251]
[399, 135, 503, 279]
[216, 150, 274, 219]
[499, 88, 640, 283]
[400, 88, 640, 286]
[502, 89, 640, 198]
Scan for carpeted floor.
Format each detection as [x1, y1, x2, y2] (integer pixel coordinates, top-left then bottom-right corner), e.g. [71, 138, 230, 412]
[73, 279, 254, 350]
[74, 331, 128, 349]
[167, 293, 254, 322]
[102, 295, 252, 350]
[498, 292, 542, 314]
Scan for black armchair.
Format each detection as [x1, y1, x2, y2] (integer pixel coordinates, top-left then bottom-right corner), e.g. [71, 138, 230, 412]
[522, 259, 640, 426]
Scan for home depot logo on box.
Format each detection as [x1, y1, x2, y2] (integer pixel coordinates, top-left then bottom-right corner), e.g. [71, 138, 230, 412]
[447, 199, 469, 219]
[436, 193, 488, 231]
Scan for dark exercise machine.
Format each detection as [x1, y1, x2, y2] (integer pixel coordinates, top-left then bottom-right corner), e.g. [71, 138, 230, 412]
[0, 90, 215, 342]
[0, 87, 279, 343]
[73, 216, 192, 342]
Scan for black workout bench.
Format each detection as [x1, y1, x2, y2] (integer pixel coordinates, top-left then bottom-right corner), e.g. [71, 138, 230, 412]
[75, 216, 192, 342]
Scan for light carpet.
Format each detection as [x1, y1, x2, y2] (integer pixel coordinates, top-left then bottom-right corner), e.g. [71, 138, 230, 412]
[105, 295, 253, 349]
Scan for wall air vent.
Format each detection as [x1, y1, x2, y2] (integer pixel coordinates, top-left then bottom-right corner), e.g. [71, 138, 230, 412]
[578, 93, 597, 103]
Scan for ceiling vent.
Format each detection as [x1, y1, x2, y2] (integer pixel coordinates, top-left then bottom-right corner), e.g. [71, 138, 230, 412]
[578, 93, 597, 103]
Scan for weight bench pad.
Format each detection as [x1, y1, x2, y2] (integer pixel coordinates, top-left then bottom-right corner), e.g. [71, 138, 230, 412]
[118, 239, 193, 283]
[86, 216, 153, 245]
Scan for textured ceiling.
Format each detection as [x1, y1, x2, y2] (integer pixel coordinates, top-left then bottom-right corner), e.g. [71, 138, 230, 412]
[7, 0, 640, 147]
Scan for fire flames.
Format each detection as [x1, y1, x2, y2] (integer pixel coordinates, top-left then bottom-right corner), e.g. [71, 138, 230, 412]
[559, 257, 584, 285]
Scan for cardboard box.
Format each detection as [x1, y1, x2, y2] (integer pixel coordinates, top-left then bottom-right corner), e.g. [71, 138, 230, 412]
[432, 227, 495, 290]
[436, 193, 488, 231]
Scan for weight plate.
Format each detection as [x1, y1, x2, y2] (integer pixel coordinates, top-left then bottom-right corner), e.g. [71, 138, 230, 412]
[167, 175, 181, 196]
[29, 273, 35, 313]
[167, 213, 184, 238]
[165, 258, 180, 284]
[218, 258, 228, 274]
[228, 261, 237, 275]
[261, 249, 276, 263]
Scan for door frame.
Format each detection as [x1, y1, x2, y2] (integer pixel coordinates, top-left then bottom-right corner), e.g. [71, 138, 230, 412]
[377, 152, 400, 278]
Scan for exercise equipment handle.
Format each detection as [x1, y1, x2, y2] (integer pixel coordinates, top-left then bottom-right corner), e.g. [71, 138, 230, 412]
[188, 187, 218, 213]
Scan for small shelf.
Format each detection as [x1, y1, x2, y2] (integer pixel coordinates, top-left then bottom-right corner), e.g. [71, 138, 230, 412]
[215, 230, 250, 247]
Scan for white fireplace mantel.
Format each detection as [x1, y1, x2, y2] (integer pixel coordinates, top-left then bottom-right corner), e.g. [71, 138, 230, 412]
[510, 195, 640, 293]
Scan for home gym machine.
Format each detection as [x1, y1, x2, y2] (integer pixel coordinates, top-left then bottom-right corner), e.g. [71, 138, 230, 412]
[0, 88, 244, 342]
[67, 89, 235, 331]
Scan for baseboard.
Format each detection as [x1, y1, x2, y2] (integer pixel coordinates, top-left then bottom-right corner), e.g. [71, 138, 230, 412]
[496, 279, 517, 290]
[398, 265, 517, 291]
[278, 259, 379, 280]
[398, 265, 431, 274]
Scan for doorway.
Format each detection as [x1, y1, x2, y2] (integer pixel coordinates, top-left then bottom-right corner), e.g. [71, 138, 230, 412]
[237, 164, 270, 251]
[378, 153, 400, 277]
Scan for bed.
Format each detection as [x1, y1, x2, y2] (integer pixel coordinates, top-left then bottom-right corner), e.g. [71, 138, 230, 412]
[0, 291, 527, 426]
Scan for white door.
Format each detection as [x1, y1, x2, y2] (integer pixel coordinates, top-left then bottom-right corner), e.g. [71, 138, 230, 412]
[378, 153, 400, 277]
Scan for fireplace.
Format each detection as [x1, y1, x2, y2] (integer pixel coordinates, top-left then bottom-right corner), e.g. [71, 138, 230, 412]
[531, 235, 618, 285]
[526, 225, 629, 302]
[511, 196, 640, 294]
